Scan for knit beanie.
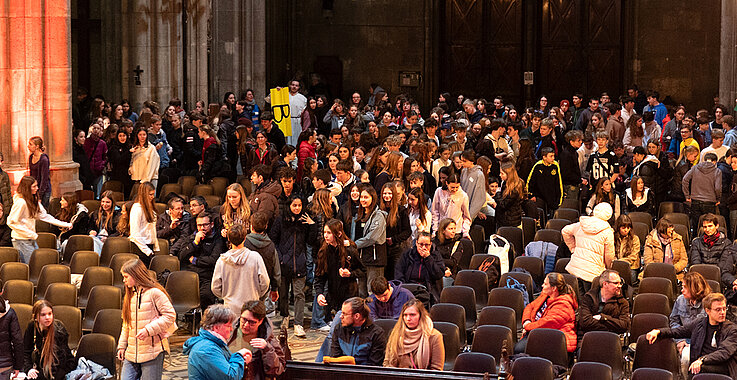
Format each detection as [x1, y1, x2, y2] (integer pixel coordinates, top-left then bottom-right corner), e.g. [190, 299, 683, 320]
[592, 202, 613, 221]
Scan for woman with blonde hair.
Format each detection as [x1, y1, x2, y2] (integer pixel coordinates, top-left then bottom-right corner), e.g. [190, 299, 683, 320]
[383, 299, 444, 370]
[220, 183, 251, 236]
[22, 300, 75, 380]
[374, 151, 403, 193]
[117, 259, 176, 380]
[670, 271, 713, 377]
[494, 163, 525, 228]
[129, 182, 159, 266]
[7, 176, 71, 263]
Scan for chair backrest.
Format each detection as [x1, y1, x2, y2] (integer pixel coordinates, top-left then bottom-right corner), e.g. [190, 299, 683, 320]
[630, 313, 669, 346]
[101, 180, 123, 193]
[638, 276, 675, 304]
[455, 270, 488, 307]
[631, 368, 674, 380]
[0, 247, 19, 268]
[10, 303, 33, 335]
[525, 328, 568, 368]
[165, 270, 201, 314]
[578, 331, 622, 379]
[192, 184, 214, 196]
[453, 352, 497, 374]
[487, 288, 524, 328]
[521, 217, 536, 247]
[471, 324, 514, 360]
[642, 262, 678, 296]
[100, 237, 131, 266]
[430, 303, 467, 344]
[510, 356, 554, 380]
[499, 271, 535, 304]
[533, 229, 563, 247]
[569, 362, 612, 380]
[663, 212, 690, 230]
[658, 201, 685, 219]
[149, 254, 180, 274]
[178, 175, 198, 196]
[496, 226, 522, 258]
[52, 305, 82, 349]
[75, 189, 95, 202]
[69, 250, 100, 274]
[78, 266, 114, 308]
[632, 293, 671, 316]
[110, 253, 140, 288]
[83, 285, 122, 330]
[628, 212, 653, 230]
[154, 203, 168, 216]
[2, 280, 34, 304]
[36, 232, 58, 250]
[561, 273, 580, 302]
[633, 335, 679, 374]
[690, 264, 721, 283]
[92, 308, 123, 340]
[29, 248, 59, 283]
[0, 262, 29, 286]
[469, 254, 495, 271]
[36, 264, 71, 300]
[439, 286, 477, 327]
[210, 177, 229, 198]
[554, 258, 570, 274]
[560, 198, 579, 212]
[469, 224, 485, 256]
[82, 200, 101, 214]
[432, 321, 461, 371]
[512, 256, 545, 287]
[673, 223, 690, 251]
[44, 282, 77, 307]
[159, 183, 183, 202]
[545, 219, 571, 231]
[692, 373, 733, 380]
[76, 333, 116, 375]
[632, 222, 649, 251]
[707, 279, 721, 294]
[373, 319, 397, 342]
[156, 239, 170, 257]
[62, 235, 94, 264]
[553, 208, 579, 222]
[611, 260, 633, 287]
[477, 306, 516, 340]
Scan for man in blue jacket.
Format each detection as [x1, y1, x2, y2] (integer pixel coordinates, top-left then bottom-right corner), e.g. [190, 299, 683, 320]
[183, 304, 250, 380]
[368, 277, 415, 320]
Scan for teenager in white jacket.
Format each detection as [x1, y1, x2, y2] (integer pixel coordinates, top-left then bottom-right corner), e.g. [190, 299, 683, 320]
[7, 176, 71, 263]
[563, 202, 615, 296]
[129, 182, 159, 266]
[129, 126, 160, 190]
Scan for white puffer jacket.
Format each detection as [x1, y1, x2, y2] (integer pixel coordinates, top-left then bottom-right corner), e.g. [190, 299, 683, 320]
[563, 203, 615, 282]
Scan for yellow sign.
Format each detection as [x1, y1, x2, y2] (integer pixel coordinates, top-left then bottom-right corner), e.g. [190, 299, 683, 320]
[270, 87, 292, 137]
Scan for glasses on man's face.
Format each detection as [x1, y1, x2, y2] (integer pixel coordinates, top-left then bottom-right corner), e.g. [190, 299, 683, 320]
[196, 223, 212, 228]
[417, 242, 432, 248]
[240, 317, 260, 325]
[606, 280, 623, 286]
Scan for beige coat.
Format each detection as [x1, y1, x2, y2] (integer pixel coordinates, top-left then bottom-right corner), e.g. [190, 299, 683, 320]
[383, 328, 445, 370]
[643, 229, 688, 280]
[117, 286, 176, 363]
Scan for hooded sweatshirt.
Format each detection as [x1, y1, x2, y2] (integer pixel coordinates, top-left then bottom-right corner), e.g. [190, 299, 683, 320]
[244, 233, 281, 292]
[460, 164, 487, 217]
[211, 247, 270, 316]
[563, 203, 615, 282]
[367, 281, 416, 320]
[683, 161, 722, 202]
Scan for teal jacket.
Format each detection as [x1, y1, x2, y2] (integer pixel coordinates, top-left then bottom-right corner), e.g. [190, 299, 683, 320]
[183, 328, 245, 380]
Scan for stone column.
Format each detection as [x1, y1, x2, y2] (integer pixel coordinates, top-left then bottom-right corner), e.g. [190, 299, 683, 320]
[720, 0, 737, 112]
[0, 0, 80, 195]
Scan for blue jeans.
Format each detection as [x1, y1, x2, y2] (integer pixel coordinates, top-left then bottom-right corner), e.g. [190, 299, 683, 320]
[121, 352, 165, 380]
[13, 239, 39, 264]
[314, 312, 342, 362]
[310, 297, 327, 329]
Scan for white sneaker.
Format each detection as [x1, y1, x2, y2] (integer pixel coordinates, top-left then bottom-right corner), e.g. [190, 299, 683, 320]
[294, 325, 306, 337]
[318, 325, 331, 332]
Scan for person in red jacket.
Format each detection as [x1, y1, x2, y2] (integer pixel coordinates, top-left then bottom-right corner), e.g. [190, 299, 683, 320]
[515, 272, 579, 353]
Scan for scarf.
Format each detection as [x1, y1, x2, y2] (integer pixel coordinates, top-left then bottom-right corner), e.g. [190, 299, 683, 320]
[658, 234, 674, 264]
[703, 232, 719, 248]
[401, 321, 431, 369]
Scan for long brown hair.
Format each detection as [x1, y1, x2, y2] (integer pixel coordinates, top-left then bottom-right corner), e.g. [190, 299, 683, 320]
[501, 164, 525, 199]
[357, 185, 378, 222]
[682, 271, 712, 302]
[385, 299, 434, 366]
[121, 259, 170, 326]
[366, 146, 388, 174]
[408, 188, 429, 226]
[436, 218, 456, 244]
[614, 214, 636, 257]
[382, 151, 404, 180]
[630, 175, 645, 199]
[117, 201, 134, 236]
[316, 219, 356, 276]
[57, 192, 79, 222]
[380, 182, 399, 228]
[17, 176, 40, 217]
[32, 300, 57, 379]
[310, 188, 334, 219]
[96, 191, 117, 232]
[594, 178, 616, 206]
[134, 182, 156, 223]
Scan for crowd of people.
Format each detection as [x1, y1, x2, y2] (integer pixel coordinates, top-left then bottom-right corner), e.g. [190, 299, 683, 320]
[2, 82, 737, 379]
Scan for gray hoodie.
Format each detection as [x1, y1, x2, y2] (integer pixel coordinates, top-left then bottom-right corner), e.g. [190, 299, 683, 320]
[211, 247, 270, 316]
[244, 233, 281, 291]
[461, 164, 487, 217]
[682, 161, 721, 202]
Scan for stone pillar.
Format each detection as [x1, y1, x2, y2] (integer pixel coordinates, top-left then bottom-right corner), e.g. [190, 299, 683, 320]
[184, 0, 210, 107]
[720, 0, 737, 112]
[0, 0, 80, 196]
[211, 0, 267, 103]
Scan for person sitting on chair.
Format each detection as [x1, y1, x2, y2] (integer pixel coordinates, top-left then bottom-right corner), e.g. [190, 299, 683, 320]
[577, 269, 630, 342]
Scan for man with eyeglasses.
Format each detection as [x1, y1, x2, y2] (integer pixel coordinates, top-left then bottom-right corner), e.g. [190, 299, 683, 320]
[577, 269, 630, 344]
[647, 293, 737, 377]
[327, 297, 386, 366]
[228, 300, 286, 379]
[180, 211, 226, 310]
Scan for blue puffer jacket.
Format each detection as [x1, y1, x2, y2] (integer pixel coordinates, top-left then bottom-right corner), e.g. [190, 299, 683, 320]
[268, 211, 318, 277]
[367, 280, 415, 320]
[183, 328, 245, 380]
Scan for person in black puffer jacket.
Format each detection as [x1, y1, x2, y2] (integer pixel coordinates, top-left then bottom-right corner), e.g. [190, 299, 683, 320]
[690, 213, 731, 265]
[0, 203, 11, 247]
[23, 300, 75, 380]
[268, 195, 317, 334]
[0, 296, 23, 379]
[631, 146, 660, 192]
[494, 163, 525, 228]
[432, 218, 474, 277]
[395, 232, 446, 304]
[379, 182, 411, 281]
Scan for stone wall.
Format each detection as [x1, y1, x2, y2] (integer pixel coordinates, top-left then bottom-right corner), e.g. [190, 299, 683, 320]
[628, 0, 721, 111]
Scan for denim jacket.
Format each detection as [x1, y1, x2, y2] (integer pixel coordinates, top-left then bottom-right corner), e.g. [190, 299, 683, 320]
[669, 294, 706, 344]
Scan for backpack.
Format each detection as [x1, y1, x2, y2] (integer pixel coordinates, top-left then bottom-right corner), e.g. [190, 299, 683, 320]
[488, 234, 511, 274]
[475, 255, 501, 289]
[156, 269, 171, 286]
[505, 276, 530, 306]
[524, 241, 559, 274]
